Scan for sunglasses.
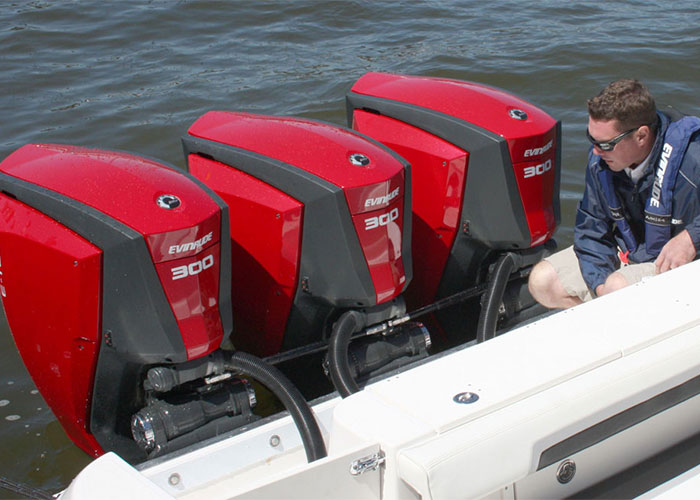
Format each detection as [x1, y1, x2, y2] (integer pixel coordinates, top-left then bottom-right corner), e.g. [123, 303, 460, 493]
[586, 126, 639, 152]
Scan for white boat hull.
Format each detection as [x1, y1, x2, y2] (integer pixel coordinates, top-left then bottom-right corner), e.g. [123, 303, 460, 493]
[59, 261, 700, 499]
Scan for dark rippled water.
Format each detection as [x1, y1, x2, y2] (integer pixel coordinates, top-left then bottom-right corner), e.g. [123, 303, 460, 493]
[2, 1, 700, 496]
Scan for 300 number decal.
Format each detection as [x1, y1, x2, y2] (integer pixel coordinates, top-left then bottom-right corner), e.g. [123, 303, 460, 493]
[365, 207, 399, 230]
[171, 254, 214, 280]
[523, 159, 552, 179]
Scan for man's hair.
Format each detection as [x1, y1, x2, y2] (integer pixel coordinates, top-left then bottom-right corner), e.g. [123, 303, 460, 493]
[587, 79, 657, 130]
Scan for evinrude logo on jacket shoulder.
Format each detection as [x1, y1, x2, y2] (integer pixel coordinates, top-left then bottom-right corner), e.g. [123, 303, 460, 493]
[649, 143, 673, 209]
[168, 231, 214, 255]
[524, 140, 553, 158]
[364, 187, 400, 208]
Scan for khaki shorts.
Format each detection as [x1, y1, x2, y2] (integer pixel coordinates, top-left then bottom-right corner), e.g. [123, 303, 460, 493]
[545, 246, 656, 302]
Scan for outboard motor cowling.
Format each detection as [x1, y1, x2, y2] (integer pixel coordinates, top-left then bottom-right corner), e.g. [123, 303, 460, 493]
[347, 73, 561, 341]
[0, 144, 252, 461]
[183, 112, 415, 356]
[183, 112, 433, 396]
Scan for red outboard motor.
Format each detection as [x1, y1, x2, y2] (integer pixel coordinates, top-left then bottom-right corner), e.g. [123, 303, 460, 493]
[0, 144, 327, 463]
[183, 112, 430, 395]
[347, 73, 560, 342]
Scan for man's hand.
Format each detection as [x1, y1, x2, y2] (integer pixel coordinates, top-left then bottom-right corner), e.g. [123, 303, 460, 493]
[655, 230, 697, 273]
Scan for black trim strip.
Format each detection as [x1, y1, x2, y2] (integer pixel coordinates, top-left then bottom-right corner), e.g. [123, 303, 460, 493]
[537, 373, 700, 470]
[571, 430, 700, 498]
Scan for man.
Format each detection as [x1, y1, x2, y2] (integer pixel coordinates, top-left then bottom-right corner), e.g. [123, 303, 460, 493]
[529, 79, 700, 309]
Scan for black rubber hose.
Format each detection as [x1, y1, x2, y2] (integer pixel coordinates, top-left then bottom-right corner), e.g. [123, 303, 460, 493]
[224, 351, 327, 462]
[476, 253, 517, 343]
[327, 310, 366, 398]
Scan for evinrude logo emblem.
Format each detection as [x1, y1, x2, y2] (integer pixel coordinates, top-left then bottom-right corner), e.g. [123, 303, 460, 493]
[649, 143, 673, 209]
[157, 194, 181, 210]
[349, 153, 370, 166]
[524, 140, 553, 158]
[365, 187, 400, 208]
[168, 231, 214, 255]
[509, 109, 528, 121]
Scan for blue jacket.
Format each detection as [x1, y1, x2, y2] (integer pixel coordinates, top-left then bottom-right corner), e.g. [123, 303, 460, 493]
[574, 110, 700, 292]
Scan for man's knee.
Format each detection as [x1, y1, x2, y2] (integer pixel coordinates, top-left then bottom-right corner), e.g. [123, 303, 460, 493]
[528, 260, 568, 307]
[528, 258, 585, 309]
[528, 260, 558, 298]
[599, 271, 629, 295]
